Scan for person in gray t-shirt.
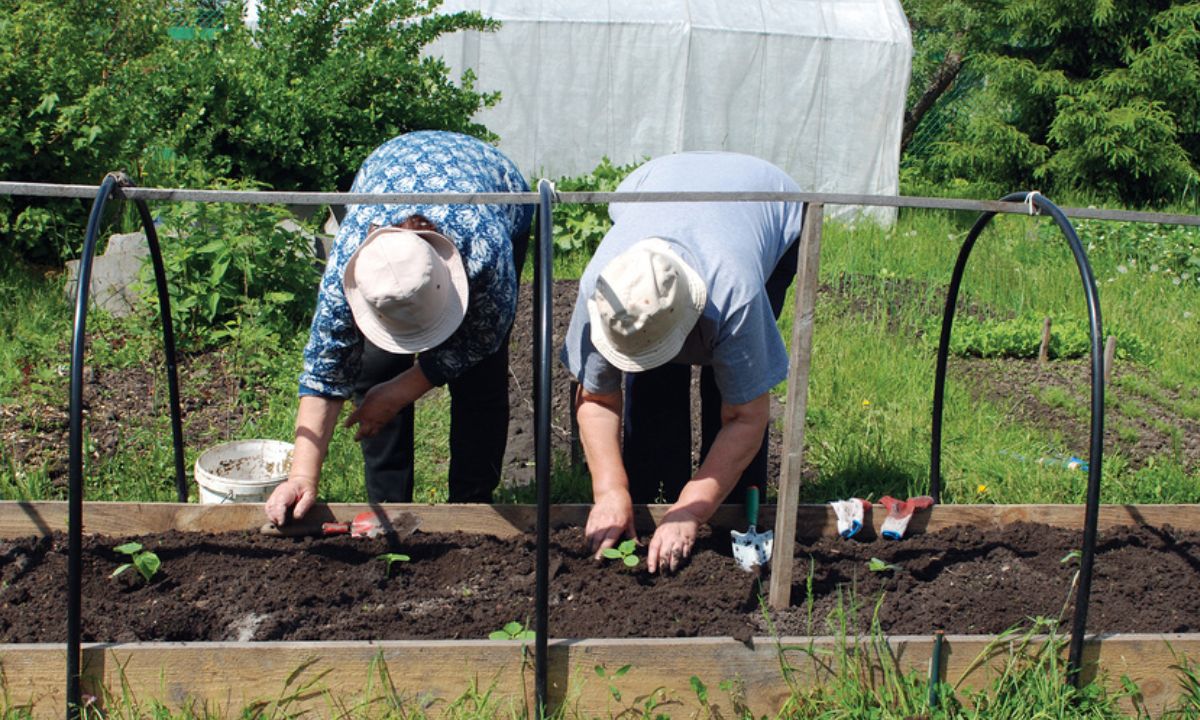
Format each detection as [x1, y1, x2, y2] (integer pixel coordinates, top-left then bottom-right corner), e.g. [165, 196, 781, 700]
[560, 152, 805, 573]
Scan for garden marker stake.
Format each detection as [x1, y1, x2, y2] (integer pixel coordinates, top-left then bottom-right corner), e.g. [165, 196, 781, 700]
[260, 509, 421, 539]
[879, 496, 934, 540]
[830, 498, 872, 538]
[731, 485, 773, 571]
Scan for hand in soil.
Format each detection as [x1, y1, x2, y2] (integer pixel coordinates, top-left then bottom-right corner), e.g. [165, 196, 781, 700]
[264, 478, 319, 526]
[648, 507, 700, 574]
[585, 489, 635, 559]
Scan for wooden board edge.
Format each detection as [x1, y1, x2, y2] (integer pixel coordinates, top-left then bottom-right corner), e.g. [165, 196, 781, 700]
[0, 634, 1194, 718]
[2, 501, 1199, 540]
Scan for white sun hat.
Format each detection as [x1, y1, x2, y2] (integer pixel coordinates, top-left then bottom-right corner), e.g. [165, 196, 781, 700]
[343, 226, 469, 354]
[587, 237, 707, 372]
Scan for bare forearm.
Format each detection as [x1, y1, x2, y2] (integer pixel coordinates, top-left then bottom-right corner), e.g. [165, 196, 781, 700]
[292, 395, 346, 487]
[672, 393, 770, 522]
[576, 386, 637, 555]
[575, 388, 629, 498]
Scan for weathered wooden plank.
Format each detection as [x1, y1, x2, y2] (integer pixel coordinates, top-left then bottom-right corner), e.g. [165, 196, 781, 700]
[0, 634, 1194, 718]
[2, 502, 1199, 540]
[772, 202, 824, 610]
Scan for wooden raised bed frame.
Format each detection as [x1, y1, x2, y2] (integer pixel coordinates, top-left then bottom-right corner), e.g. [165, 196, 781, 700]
[1, 501, 1197, 718]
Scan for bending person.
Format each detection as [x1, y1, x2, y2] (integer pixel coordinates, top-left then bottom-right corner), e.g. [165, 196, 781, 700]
[561, 151, 804, 572]
[266, 131, 532, 526]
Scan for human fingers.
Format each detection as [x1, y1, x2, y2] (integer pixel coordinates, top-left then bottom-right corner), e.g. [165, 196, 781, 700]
[264, 484, 298, 526]
[648, 530, 692, 574]
[588, 525, 623, 559]
[668, 539, 694, 573]
[292, 487, 317, 521]
[647, 534, 662, 573]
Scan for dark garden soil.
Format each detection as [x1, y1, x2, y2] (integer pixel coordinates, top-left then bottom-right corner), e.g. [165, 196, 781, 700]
[1, 277, 1196, 493]
[2, 520, 1199, 643]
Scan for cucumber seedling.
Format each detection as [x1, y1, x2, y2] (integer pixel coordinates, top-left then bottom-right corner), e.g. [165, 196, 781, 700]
[601, 538, 640, 568]
[111, 542, 161, 583]
[377, 552, 411, 577]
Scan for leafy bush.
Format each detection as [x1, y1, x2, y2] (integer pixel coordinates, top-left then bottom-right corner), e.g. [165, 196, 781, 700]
[134, 182, 322, 350]
[0, 0, 499, 262]
[550, 157, 643, 255]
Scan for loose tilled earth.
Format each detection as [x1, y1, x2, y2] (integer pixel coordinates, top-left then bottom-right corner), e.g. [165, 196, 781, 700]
[3, 277, 1196, 492]
[2, 521, 1199, 642]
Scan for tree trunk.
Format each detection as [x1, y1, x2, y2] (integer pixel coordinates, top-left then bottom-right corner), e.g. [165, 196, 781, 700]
[902, 50, 964, 154]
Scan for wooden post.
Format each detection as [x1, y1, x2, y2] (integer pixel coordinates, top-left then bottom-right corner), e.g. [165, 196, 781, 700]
[769, 203, 823, 610]
[1104, 336, 1117, 387]
[1038, 317, 1052, 363]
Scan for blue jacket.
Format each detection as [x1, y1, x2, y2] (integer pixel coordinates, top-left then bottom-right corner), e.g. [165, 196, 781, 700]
[300, 131, 533, 397]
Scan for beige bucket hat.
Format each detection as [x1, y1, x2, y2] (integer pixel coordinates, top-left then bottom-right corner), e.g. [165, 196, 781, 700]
[587, 237, 707, 372]
[343, 226, 469, 354]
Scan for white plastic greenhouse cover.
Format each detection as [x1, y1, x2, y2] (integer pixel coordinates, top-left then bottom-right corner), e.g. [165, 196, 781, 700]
[428, 0, 912, 221]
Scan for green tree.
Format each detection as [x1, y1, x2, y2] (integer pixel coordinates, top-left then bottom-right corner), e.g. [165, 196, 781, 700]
[902, 0, 1200, 206]
[0, 0, 499, 262]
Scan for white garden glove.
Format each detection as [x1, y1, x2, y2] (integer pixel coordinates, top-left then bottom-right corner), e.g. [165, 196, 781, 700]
[879, 495, 934, 540]
[830, 498, 871, 538]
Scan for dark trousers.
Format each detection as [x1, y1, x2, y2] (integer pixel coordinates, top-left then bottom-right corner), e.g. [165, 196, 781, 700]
[353, 229, 529, 503]
[622, 237, 801, 504]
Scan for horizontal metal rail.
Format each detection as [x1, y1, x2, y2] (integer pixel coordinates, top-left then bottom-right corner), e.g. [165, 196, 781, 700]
[1, 180, 1198, 226]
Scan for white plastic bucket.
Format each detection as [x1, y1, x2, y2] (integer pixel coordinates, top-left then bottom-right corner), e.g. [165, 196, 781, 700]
[194, 439, 294, 504]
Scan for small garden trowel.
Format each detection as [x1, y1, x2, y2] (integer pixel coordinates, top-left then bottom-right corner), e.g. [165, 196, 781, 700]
[260, 509, 421, 539]
[730, 485, 773, 571]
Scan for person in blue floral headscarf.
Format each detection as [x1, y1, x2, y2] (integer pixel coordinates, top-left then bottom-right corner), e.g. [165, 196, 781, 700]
[266, 131, 533, 527]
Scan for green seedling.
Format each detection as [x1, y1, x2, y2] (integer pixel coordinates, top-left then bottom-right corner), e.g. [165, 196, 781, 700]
[489, 621, 535, 641]
[377, 552, 410, 577]
[111, 542, 160, 583]
[595, 663, 633, 702]
[867, 557, 900, 573]
[1061, 549, 1082, 564]
[601, 538, 640, 567]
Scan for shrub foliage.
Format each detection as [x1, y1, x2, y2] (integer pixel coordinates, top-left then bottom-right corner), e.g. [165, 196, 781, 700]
[0, 0, 498, 262]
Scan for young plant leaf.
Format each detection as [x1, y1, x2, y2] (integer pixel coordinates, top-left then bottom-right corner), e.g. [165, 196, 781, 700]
[377, 553, 411, 576]
[133, 552, 161, 582]
[114, 542, 143, 556]
[602, 538, 640, 567]
[868, 557, 899, 573]
[489, 620, 536, 641]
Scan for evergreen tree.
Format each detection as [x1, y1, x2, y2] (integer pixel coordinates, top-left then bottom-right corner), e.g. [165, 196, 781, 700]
[903, 0, 1200, 206]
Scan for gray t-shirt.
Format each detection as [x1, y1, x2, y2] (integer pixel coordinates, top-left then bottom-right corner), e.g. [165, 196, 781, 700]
[561, 152, 805, 405]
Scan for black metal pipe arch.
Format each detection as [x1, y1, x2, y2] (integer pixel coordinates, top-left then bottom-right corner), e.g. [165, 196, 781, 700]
[68, 173, 188, 719]
[929, 191, 1105, 684]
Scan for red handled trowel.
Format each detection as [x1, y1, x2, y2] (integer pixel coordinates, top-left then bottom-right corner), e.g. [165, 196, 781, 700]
[730, 486, 773, 571]
[261, 509, 421, 539]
